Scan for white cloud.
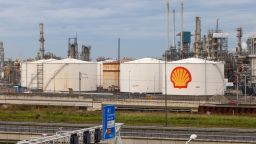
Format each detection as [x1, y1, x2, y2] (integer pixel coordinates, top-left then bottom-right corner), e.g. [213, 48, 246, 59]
[0, 0, 255, 59]
[44, 7, 113, 19]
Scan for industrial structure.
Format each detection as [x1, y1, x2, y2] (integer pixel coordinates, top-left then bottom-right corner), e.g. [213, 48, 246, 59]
[37, 23, 45, 60]
[247, 35, 256, 94]
[21, 58, 97, 92]
[2, 0, 256, 97]
[120, 58, 164, 93]
[68, 37, 78, 59]
[80, 45, 91, 61]
[97, 58, 131, 91]
[194, 17, 202, 58]
[120, 58, 163, 93]
[0, 42, 4, 77]
[2, 59, 21, 85]
[164, 58, 225, 96]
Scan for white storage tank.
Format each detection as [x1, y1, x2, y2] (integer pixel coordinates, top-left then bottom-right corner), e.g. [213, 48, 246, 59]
[120, 58, 163, 93]
[21, 58, 97, 92]
[163, 58, 224, 96]
[21, 59, 56, 89]
[43, 58, 97, 92]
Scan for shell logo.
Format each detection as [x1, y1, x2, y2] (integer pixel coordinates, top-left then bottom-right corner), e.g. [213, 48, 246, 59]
[170, 66, 192, 88]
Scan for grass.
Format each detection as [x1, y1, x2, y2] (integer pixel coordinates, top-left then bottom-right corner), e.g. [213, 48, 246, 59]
[0, 105, 256, 128]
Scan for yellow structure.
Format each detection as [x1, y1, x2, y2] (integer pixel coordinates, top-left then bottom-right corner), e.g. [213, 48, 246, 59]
[103, 62, 119, 90]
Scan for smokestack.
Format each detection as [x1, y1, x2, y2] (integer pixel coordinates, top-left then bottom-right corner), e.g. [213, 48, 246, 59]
[180, 0, 184, 55]
[0, 42, 4, 76]
[173, 9, 176, 49]
[236, 27, 242, 55]
[194, 16, 201, 57]
[37, 23, 45, 59]
[167, 0, 170, 51]
[216, 18, 219, 33]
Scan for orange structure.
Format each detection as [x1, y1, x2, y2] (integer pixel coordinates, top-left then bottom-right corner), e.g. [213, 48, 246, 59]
[170, 66, 192, 88]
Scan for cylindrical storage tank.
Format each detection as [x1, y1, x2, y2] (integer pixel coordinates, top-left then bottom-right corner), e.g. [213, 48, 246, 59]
[20, 59, 56, 89]
[43, 58, 97, 92]
[96, 60, 115, 88]
[120, 58, 163, 93]
[96, 61, 103, 88]
[163, 58, 224, 96]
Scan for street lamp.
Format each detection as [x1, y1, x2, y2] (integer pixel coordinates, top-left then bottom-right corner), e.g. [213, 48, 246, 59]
[244, 74, 247, 103]
[129, 70, 131, 98]
[185, 134, 197, 144]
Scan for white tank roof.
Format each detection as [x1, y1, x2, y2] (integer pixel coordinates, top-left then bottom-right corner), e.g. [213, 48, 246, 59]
[170, 58, 219, 64]
[47, 58, 93, 63]
[31, 58, 57, 63]
[125, 58, 164, 63]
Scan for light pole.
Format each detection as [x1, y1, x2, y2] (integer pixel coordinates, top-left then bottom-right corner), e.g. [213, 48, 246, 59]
[185, 134, 197, 144]
[129, 70, 131, 98]
[244, 74, 247, 103]
[165, 0, 171, 127]
[236, 68, 239, 107]
[79, 72, 81, 95]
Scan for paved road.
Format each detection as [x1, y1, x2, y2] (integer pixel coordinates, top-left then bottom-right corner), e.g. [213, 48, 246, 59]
[0, 122, 255, 142]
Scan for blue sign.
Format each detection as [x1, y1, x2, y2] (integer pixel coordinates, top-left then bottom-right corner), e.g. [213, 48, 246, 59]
[102, 105, 116, 140]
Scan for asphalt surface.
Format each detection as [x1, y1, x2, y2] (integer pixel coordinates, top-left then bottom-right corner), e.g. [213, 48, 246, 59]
[0, 122, 255, 142]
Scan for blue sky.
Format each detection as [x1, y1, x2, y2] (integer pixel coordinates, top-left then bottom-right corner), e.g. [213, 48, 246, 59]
[0, 0, 256, 60]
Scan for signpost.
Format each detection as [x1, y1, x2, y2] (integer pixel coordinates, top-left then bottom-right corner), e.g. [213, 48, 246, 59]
[102, 105, 116, 140]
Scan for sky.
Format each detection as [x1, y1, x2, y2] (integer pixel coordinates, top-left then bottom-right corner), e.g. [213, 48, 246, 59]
[0, 0, 256, 61]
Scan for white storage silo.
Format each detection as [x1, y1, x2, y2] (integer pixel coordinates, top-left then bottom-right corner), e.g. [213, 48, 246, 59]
[120, 58, 163, 93]
[43, 58, 97, 92]
[20, 59, 56, 89]
[163, 58, 225, 96]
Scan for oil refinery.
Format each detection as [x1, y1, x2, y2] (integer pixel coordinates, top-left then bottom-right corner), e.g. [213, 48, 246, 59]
[0, 12, 253, 97]
[1, 1, 256, 144]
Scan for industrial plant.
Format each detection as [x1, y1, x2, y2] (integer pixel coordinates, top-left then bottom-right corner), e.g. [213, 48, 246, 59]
[1, 1, 256, 144]
[0, 1, 254, 98]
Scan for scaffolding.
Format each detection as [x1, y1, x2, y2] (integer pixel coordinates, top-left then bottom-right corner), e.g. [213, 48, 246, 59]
[206, 30, 228, 61]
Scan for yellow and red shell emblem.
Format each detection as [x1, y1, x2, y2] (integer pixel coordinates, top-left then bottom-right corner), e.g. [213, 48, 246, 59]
[170, 67, 192, 88]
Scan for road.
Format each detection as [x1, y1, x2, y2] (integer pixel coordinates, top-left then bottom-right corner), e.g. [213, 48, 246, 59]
[0, 122, 255, 143]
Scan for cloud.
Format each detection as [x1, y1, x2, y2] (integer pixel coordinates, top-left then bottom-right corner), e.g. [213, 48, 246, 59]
[44, 8, 113, 19]
[0, 0, 255, 60]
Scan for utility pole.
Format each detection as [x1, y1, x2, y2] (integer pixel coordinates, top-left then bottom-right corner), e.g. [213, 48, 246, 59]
[118, 38, 120, 91]
[165, 0, 170, 127]
[173, 9, 176, 49]
[79, 72, 81, 96]
[236, 68, 239, 107]
[245, 75, 247, 103]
